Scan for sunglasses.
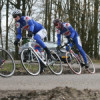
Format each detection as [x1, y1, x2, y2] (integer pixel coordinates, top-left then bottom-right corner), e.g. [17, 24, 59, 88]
[54, 23, 59, 26]
[13, 15, 17, 18]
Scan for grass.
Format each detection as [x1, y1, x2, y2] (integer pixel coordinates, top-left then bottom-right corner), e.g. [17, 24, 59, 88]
[92, 59, 100, 63]
[0, 59, 99, 76]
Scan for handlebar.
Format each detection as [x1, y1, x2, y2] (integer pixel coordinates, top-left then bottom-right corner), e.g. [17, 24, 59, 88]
[18, 36, 35, 47]
[57, 43, 70, 50]
[22, 36, 35, 41]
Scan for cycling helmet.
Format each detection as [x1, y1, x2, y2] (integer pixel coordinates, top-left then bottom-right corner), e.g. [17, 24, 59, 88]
[53, 19, 63, 29]
[12, 9, 22, 18]
[53, 19, 61, 26]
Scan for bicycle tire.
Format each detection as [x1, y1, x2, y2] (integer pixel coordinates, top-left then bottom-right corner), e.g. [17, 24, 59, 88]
[86, 54, 95, 74]
[0, 48, 15, 77]
[79, 54, 95, 74]
[20, 48, 41, 76]
[47, 50, 63, 75]
[65, 51, 81, 75]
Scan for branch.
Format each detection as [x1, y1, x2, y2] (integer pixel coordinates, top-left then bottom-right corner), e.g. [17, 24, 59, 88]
[9, 0, 18, 8]
[0, 0, 6, 10]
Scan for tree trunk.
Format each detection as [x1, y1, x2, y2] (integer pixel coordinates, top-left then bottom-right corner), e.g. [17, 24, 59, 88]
[94, 0, 99, 59]
[0, 0, 3, 48]
[6, 0, 9, 51]
[48, 0, 52, 41]
[9, 0, 21, 59]
[44, 0, 48, 41]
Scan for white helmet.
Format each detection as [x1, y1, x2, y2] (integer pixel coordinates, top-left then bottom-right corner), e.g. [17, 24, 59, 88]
[12, 9, 22, 18]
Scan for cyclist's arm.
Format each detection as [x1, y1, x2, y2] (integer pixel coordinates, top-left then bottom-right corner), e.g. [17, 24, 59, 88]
[69, 26, 75, 39]
[28, 19, 34, 32]
[66, 23, 75, 39]
[57, 30, 61, 46]
[16, 22, 22, 40]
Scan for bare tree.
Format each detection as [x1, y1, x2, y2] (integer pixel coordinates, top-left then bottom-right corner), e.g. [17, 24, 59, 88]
[93, 0, 99, 58]
[5, 0, 9, 51]
[0, 0, 5, 47]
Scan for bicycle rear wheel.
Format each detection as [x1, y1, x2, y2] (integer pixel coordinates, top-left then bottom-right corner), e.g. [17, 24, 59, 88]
[47, 50, 63, 75]
[79, 54, 95, 74]
[0, 48, 15, 77]
[65, 51, 81, 75]
[86, 54, 95, 74]
[20, 48, 40, 76]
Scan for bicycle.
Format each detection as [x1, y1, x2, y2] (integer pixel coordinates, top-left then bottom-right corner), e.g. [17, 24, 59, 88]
[19, 37, 63, 76]
[0, 48, 15, 77]
[56, 43, 95, 74]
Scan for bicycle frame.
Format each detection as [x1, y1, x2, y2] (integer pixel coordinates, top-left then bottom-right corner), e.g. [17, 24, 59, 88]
[19, 37, 47, 66]
[57, 43, 73, 57]
[57, 43, 83, 63]
[28, 46, 47, 66]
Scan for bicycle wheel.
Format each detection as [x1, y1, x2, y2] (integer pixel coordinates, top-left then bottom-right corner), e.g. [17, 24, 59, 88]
[20, 48, 40, 76]
[0, 48, 15, 77]
[65, 51, 81, 75]
[86, 54, 95, 74]
[47, 50, 63, 75]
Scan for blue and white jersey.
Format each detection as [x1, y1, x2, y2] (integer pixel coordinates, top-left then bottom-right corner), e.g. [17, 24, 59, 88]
[56, 22, 88, 64]
[16, 16, 44, 40]
[57, 23, 78, 45]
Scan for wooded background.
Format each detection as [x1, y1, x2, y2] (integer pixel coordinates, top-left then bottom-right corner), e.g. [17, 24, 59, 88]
[0, 0, 100, 59]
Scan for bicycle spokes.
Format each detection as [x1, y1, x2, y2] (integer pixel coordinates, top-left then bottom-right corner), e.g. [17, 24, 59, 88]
[0, 48, 15, 77]
[66, 52, 81, 75]
[47, 50, 63, 75]
[21, 48, 41, 76]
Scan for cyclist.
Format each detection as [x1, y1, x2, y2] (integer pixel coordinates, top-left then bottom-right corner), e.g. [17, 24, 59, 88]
[53, 19, 89, 68]
[12, 9, 51, 73]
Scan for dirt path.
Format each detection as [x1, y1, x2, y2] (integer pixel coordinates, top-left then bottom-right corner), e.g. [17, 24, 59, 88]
[0, 73, 100, 91]
[0, 63, 100, 100]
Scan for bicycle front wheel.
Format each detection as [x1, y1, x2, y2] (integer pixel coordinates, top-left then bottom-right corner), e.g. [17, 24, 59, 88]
[0, 48, 15, 77]
[86, 54, 95, 74]
[65, 51, 81, 75]
[47, 50, 63, 75]
[20, 48, 40, 76]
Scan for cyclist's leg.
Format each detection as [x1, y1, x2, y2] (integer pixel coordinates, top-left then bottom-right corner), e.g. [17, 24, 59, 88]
[40, 61, 44, 74]
[34, 29, 51, 59]
[74, 36, 88, 68]
[34, 33, 46, 49]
